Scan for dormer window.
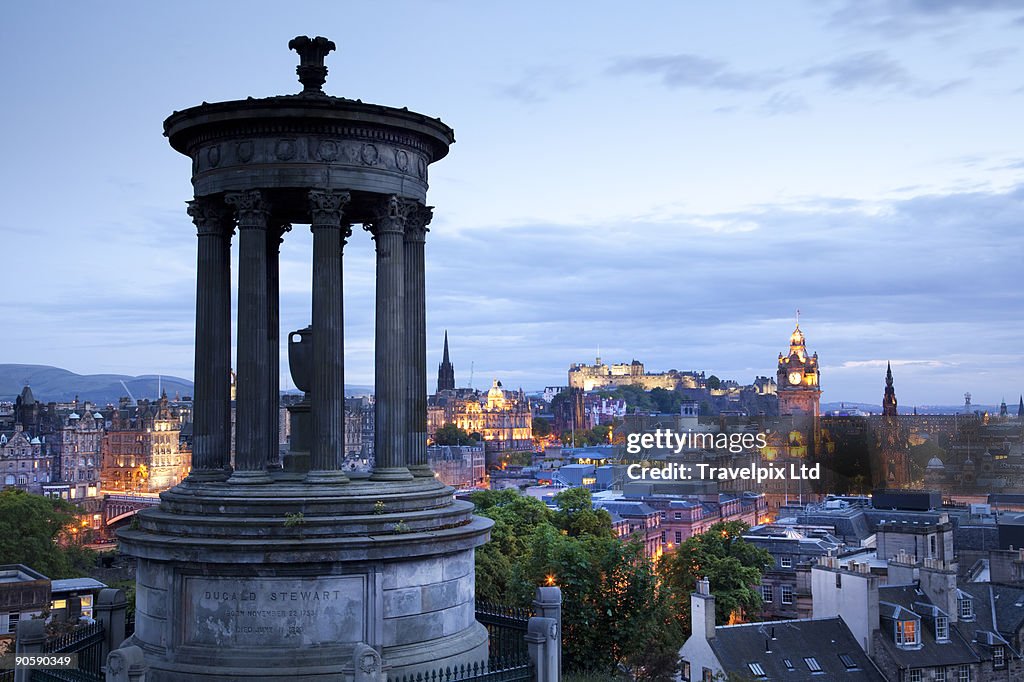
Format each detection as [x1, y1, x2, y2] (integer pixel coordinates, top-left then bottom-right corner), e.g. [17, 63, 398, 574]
[895, 619, 920, 647]
[936, 616, 949, 642]
[958, 597, 974, 620]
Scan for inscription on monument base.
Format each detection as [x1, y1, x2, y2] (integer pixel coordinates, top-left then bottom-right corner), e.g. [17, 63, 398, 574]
[185, 575, 367, 647]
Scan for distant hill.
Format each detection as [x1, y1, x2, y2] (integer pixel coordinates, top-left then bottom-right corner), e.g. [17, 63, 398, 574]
[0, 364, 375, 404]
[0, 364, 193, 404]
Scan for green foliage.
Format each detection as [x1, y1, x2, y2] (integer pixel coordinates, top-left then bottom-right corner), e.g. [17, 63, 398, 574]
[434, 423, 476, 446]
[660, 521, 772, 632]
[553, 488, 614, 539]
[706, 375, 722, 390]
[532, 417, 553, 438]
[0, 489, 95, 579]
[284, 512, 306, 527]
[471, 488, 682, 679]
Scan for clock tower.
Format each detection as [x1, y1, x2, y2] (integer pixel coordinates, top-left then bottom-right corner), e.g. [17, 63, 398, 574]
[776, 319, 821, 417]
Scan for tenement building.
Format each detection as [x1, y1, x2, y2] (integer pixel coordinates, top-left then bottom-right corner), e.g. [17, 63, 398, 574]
[101, 394, 189, 493]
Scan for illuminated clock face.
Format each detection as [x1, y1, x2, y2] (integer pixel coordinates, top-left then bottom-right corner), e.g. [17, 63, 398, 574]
[788, 371, 802, 385]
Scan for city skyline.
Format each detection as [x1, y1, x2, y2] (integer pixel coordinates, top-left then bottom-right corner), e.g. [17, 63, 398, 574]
[2, 2, 1023, 405]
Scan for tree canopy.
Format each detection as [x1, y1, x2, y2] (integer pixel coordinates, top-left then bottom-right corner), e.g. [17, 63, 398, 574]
[0, 489, 95, 579]
[659, 520, 772, 631]
[470, 488, 683, 680]
[433, 423, 477, 446]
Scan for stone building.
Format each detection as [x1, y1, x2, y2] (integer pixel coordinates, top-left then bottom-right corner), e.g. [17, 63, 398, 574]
[0, 425, 51, 493]
[430, 378, 532, 453]
[679, 577, 884, 681]
[49, 408, 104, 500]
[101, 394, 189, 493]
[427, 444, 485, 489]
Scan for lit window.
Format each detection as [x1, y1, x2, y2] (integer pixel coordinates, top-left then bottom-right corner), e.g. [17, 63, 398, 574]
[702, 668, 713, 682]
[781, 585, 794, 604]
[761, 585, 773, 603]
[748, 663, 766, 677]
[909, 669, 922, 682]
[781, 557, 792, 568]
[839, 654, 857, 670]
[896, 620, 919, 647]
[936, 616, 949, 641]
[51, 599, 67, 610]
[804, 657, 822, 672]
[681, 661, 690, 681]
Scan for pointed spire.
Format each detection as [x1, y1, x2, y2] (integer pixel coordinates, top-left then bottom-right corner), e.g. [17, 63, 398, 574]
[442, 330, 451, 364]
[1018, 395, 1023, 419]
[883, 362, 898, 417]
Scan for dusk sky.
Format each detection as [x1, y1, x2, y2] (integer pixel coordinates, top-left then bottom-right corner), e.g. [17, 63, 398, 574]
[2, 1, 1023, 406]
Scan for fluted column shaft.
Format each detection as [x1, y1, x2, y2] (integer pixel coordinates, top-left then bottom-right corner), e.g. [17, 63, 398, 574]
[187, 199, 233, 481]
[404, 205, 433, 477]
[266, 222, 290, 469]
[307, 190, 351, 484]
[226, 190, 273, 484]
[367, 196, 415, 481]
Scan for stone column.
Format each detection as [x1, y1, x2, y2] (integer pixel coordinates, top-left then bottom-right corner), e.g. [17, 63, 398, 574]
[266, 221, 290, 470]
[404, 204, 434, 477]
[306, 189, 351, 484]
[225, 190, 272, 484]
[186, 198, 233, 481]
[366, 196, 414, 481]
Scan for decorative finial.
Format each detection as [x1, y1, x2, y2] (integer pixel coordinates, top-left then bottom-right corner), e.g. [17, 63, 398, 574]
[288, 35, 336, 95]
[795, 308, 801, 328]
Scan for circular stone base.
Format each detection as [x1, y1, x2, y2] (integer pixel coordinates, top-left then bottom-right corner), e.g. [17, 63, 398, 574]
[118, 476, 492, 681]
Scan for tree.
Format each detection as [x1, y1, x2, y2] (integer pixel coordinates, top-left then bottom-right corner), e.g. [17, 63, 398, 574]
[532, 417, 552, 438]
[470, 487, 684, 680]
[0, 489, 95, 579]
[433, 423, 476, 446]
[660, 521, 772, 632]
[552, 488, 613, 539]
[706, 375, 722, 390]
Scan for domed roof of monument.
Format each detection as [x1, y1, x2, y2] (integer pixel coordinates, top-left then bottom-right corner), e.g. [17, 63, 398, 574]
[163, 35, 454, 162]
[927, 457, 945, 469]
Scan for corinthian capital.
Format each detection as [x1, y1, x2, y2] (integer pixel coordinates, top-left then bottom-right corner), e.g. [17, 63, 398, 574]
[404, 204, 433, 243]
[224, 190, 270, 229]
[364, 194, 417, 238]
[308, 190, 351, 226]
[187, 198, 232, 237]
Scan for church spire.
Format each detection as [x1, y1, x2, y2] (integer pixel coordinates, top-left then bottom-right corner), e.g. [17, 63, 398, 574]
[1018, 395, 1023, 419]
[882, 362, 898, 417]
[437, 330, 455, 393]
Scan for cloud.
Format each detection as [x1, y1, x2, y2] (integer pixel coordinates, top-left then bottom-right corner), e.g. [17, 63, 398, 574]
[609, 50, 962, 103]
[606, 54, 785, 92]
[968, 47, 1019, 69]
[760, 92, 811, 116]
[829, 0, 1024, 36]
[802, 51, 913, 91]
[493, 67, 581, 104]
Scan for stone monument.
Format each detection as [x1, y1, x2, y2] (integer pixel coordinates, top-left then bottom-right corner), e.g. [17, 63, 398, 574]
[116, 36, 492, 681]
